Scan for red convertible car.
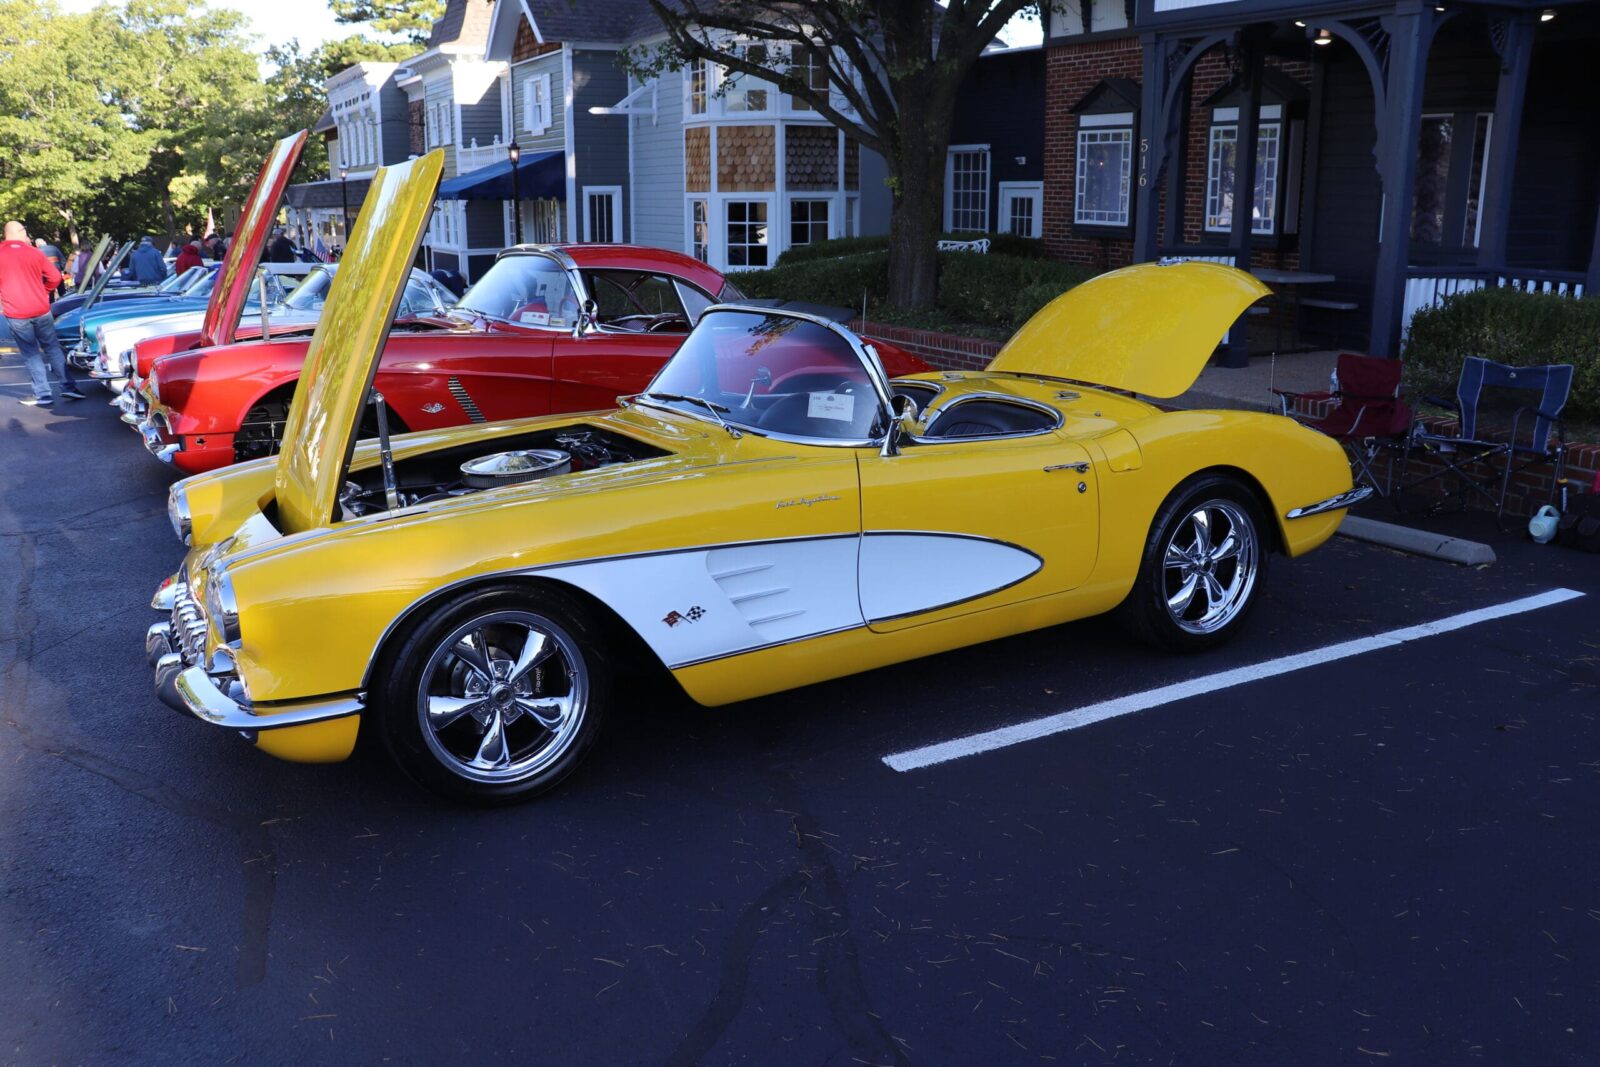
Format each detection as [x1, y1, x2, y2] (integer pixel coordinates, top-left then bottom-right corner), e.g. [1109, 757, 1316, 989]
[136, 243, 930, 473]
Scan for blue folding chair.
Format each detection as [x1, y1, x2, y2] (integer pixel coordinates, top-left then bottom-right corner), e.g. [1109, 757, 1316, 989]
[1399, 357, 1572, 526]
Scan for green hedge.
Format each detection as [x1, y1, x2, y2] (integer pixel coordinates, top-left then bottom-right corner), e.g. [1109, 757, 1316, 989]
[1405, 286, 1600, 421]
[774, 231, 1047, 266]
[736, 247, 1093, 333]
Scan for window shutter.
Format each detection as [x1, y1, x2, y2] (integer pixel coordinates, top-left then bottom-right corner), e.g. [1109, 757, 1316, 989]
[523, 77, 536, 132]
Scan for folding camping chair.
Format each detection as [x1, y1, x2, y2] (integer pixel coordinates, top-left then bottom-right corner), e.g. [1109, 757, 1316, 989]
[1272, 352, 1412, 497]
[1398, 356, 1572, 526]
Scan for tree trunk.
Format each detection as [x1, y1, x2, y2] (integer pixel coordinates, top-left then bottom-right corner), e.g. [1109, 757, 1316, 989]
[886, 106, 951, 309]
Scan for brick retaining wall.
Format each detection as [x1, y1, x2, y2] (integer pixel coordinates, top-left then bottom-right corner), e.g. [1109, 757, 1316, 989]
[858, 319, 1599, 519]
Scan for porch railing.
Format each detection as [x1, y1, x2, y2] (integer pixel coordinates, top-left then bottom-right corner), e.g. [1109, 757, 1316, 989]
[457, 138, 510, 173]
[1403, 267, 1587, 341]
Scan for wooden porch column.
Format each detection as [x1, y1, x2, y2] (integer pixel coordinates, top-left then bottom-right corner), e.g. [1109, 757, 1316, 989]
[1475, 15, 1536, 271]
[1133, 32, 1169, 262]
[1368, 7, 1433, 358]
[1219, 43, 1265, 369]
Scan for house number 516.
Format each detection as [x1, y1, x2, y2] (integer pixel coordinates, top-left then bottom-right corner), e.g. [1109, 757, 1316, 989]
[1138, 138, 1149, 187]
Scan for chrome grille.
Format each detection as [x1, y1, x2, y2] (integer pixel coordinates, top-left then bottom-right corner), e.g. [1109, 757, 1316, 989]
[169, 582, 209, 665]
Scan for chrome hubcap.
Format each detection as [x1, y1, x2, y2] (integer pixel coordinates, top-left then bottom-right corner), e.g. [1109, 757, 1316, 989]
[416, 610, 588, 784]
[1162, 499, 1259, 635]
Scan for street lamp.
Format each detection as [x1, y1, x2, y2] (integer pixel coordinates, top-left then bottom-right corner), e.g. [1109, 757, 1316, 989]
[508, 141, 523, 246]
[339, 166, 350, 254]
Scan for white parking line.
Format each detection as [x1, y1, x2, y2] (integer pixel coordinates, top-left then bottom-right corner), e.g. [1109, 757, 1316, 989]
[883, 587, 1586, 773]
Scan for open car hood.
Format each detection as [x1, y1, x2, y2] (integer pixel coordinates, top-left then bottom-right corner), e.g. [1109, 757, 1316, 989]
[199, 130, 307, 348]
[75, 235, 113, 293]
[986, 261, 1270, 398]
[273, 151, 444, 534]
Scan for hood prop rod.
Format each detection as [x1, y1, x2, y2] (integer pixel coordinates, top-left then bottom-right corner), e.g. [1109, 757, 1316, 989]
[256, 270, 272, 341]
[369, 391, 401, 512]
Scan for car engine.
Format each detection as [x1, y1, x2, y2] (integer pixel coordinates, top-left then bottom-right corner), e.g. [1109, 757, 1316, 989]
[338, 426, 667, 517]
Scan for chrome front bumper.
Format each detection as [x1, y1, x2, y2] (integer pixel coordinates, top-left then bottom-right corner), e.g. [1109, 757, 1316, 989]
[118, 385, 145, 425]
[1284, 486, 1373, 520]
[139, 414, 179, 464]
[148, 577, 364, 734]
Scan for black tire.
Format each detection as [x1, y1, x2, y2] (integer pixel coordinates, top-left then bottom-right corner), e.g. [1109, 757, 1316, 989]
[1115, 474, 1270, 652]
[372, 583, 612, 804]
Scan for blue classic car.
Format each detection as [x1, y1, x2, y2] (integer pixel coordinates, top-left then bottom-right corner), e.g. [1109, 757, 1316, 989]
[55, 266, 216, 348]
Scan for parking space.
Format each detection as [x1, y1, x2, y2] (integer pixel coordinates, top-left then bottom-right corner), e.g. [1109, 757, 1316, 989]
[2, 393, 1597, 1063]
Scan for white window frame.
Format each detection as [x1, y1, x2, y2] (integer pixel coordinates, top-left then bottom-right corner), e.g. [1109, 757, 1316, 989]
[1204, 105, 1282, 236]
[722, 196, 775, 270]
[685, 58, 711, 116]
[583, 186, 622, 243]
[523, 72, 552, 135]
[787, 196, 833, 248]
[1074, 112, 1134, 227]
[722, 41, 773, 116]
[999, 181, 1045, 238]
[687, 198, 711, 262]
[944, 145, 991, 233]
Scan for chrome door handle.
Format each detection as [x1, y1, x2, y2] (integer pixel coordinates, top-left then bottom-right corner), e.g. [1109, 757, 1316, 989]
[1045, 462, 1089, 473]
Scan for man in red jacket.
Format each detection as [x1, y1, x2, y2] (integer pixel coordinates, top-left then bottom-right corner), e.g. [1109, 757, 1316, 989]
[0, 220, 83, 406]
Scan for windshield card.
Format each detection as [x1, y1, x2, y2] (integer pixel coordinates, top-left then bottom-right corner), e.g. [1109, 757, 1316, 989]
[519, 310, 551, 325]
[808, 391, 854, 422]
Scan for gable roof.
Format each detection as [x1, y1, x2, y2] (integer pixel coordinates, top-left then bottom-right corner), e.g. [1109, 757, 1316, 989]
[1071, 77, 1141, 114]
[427, 0, 496, 49]
[517, 0, 657, 42]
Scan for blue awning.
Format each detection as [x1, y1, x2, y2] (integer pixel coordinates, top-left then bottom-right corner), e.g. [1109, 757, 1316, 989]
[437, 150, 565, 201]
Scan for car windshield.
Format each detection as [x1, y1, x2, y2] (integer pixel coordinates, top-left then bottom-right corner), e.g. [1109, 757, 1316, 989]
[454, 254, 578, 327]
[640, 308, 885, 441]
[284, 266, 335, 311]
[159, 267, 202, 293]
[185, 270, 282, 305]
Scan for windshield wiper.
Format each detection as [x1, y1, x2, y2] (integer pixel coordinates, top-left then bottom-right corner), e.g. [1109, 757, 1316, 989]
[637, 391, 742, 438]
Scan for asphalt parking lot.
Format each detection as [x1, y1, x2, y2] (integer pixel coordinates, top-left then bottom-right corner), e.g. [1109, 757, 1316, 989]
[2, 367, 1597, 1065]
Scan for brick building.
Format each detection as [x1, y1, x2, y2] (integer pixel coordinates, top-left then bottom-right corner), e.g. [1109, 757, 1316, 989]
[1042, 0, 1600, 359]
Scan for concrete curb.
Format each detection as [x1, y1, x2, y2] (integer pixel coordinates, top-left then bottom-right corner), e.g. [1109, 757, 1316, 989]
[1337, 514, 1497, 566]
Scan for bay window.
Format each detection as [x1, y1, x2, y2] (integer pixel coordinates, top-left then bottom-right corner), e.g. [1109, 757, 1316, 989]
[725, 200, 770, 267]
[1074, 113, 1133, 227]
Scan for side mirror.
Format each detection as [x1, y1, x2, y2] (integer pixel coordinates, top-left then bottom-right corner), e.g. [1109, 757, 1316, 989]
[572, 297, 598, 339]
[882, 393, 920, 457]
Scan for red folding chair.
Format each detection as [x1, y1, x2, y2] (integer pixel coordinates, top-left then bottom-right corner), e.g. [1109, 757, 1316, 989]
[1273, 353, 1412, 497]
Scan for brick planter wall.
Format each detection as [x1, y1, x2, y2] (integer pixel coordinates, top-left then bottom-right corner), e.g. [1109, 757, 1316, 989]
[858, 319, 1599, 519]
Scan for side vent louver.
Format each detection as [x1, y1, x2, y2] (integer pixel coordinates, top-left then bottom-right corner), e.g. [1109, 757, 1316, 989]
[447, 376, 486, 422]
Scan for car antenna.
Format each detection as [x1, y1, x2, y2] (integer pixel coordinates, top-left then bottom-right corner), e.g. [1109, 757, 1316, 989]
[369, 391, 401, 511]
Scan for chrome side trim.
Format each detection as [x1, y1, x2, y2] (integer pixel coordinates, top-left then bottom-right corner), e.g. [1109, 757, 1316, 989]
[173, 667, 363, 731]
[1285, 486, 1372, 520]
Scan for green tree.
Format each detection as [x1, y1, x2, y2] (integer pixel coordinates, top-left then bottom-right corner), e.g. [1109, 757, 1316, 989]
[331, 0, 445, 43]
[629, 1, 1049, 309]
[0, 1, 162, 243]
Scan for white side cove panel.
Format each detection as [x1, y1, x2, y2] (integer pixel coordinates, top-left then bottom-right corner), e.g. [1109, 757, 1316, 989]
[858, 533, 1042, 623]
[535, 537, 863, 669]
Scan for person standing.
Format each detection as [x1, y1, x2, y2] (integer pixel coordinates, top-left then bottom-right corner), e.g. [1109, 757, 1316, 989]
[128, 236, 167, 285]
[174, 239, 204, 274]
[34, 237, 66, 296]
[266, 227, 295, 263]
[0, 221, 84, 406]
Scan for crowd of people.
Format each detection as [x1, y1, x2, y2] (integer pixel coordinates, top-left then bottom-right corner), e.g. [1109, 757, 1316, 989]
[0, 220, 349, 407]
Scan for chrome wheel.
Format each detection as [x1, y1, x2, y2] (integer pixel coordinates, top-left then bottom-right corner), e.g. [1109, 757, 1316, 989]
[415, 610, 589, 785]
[1161, 498, 1259, 635]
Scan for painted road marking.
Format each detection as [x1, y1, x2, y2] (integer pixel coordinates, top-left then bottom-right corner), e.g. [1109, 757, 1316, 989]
[883, 587, 1586, 772]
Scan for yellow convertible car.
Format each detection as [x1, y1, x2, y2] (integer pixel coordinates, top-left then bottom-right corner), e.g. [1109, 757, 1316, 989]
[146, 152, 1366, 802]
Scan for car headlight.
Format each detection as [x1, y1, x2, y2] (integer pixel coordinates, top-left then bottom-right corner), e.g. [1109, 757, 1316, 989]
[168, 484, 192, 546]
[204, 565, 241, 646]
